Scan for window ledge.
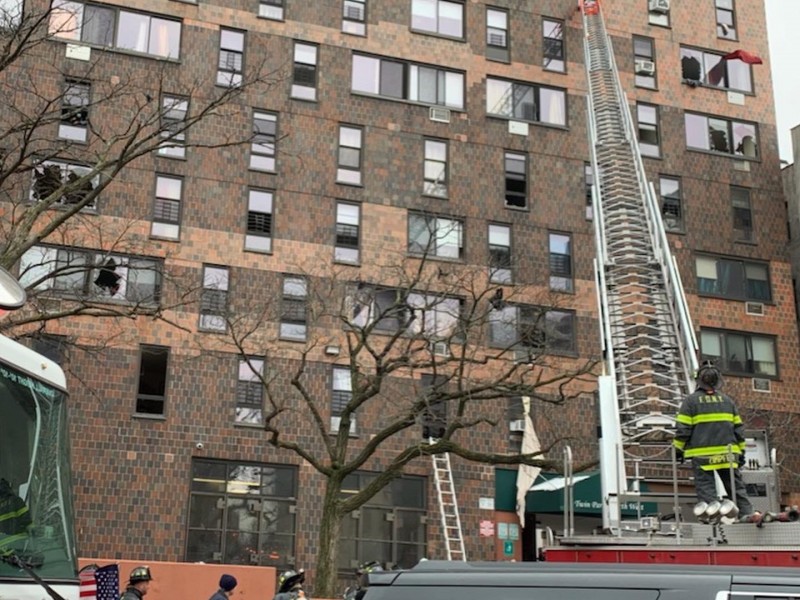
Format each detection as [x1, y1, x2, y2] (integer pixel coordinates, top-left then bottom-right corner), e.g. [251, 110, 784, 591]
[244, 247, 274, 255]
[334, 260, 361, 267]
[686, 147, 760, 163]
[149, 234, 181, 243]
[132, 412, 166, 421]
[682, 80, 755, 97]
[336, 180, 364, 188]
[486, 114, 569, 131]
[696, 293, 773, 306]
[350, 90, 465, 114]
[234, 421, 264, 429]
[409, 28, 466, 43]
[50, 38, 182, 64]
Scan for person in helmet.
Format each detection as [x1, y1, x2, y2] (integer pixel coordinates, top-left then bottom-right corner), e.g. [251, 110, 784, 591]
[120, 565, 152, 600]
[273, 569, 308, 600]
[673, 361, 757, 520]
[344, 561, 383, 600]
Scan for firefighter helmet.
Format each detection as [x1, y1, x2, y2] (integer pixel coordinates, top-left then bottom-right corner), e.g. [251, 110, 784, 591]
[356, 561, 383, 588]
[129, 566, 152, 584]
[278, 569, 305, 594]
[696, 360, 722, 389]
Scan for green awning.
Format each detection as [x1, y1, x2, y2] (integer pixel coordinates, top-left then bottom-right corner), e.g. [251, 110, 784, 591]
[495, 468, 657, 517]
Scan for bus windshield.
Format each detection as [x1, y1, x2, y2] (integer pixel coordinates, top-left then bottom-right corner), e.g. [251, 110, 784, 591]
[0, 359, 77, 581]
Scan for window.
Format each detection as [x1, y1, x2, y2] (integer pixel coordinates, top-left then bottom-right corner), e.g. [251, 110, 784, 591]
[342, 0, 366, 35]
[685, 113, 758, 158]
[680, 47, 751, 93]
[235, 358, 264, 425]
[732, 186, 753, 242]
[19, 245, 162, 303]
[31, 334, 67, 364]
[251, 111, 277, 172]
[339, 473, 426, 569]
[486, 7, 508, 62]
[647, 0, 669, 27]
[59, 80, 89, 142]
[291, 42, 318, 101]
[158, 95, 188, 158]
[549, 232, 573, 292]
[696, 255, 770, 302]
[411, 0, 463, 38]
[49, 1, 181, 59]
[217, 28, 244, 87]
[31, 160, 99, 209]
[542, 18, 564, 72]
[351, 54, 464, 109]
[186, 460, 297, 569]
[504, 152, 527, 209]
[151, 175, 182, 240]
[486, 78, 566, 126]
[716, 0, 736, 39]
[245, 189, 273, 253]
[659, 176, 683, 232]
[352, 287, 461, 339]
[420, 373, 448, 439]
[1, 0, 22, 29]
[200, 265, 229, 331]
[335, 201, 360, 264]
[331, 367, 355, 434]
[488, 223, 512, 284]
[633, 36, 656, 88]
[489, 305, 576, 355]
[259, 0, 283, 20]
[352, 287, 409, 333]
[280, 276, 307, 341]
[337, 125, 363, 185]
[584, 162, 594, 220]
[408, 213, 463, 259]
[423, 139, 447, 197]
[636, 103, 660, 158]
[136, 345, 168, 415]
[700, 329, 776, 377]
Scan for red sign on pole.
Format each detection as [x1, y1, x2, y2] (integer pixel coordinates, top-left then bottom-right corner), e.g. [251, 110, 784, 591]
[479, 520, 495, 537]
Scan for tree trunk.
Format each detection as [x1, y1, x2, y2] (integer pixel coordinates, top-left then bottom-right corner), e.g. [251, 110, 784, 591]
[314, 476, 344, 598]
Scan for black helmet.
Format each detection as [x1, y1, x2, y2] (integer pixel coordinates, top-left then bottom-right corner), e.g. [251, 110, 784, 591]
[696, 360, 721, 389]
[278, 569, 305, 594]
[129, 566, 152, 584]
[356, 561, 383, 588]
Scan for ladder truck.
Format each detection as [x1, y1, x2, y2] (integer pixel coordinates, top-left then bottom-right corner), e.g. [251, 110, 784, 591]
[544, 0, 797, 562]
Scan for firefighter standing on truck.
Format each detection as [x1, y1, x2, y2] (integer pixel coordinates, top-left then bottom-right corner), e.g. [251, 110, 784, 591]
[673, 361, 757, 521]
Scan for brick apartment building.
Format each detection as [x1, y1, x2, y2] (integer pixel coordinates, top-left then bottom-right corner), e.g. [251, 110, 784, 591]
[4, 0, 800, 578]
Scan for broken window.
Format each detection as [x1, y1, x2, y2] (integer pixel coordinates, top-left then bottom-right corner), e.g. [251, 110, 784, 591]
[408, 213, 463, 259]
[486, 77, 566, 126]
[136, 344, 169, 415]
[659, 176, 683, 232]
[486, 7, 509, 62]
[549, 232, 573, 292]
[351, 286, 410, 333]
[151, 175, 182, 240]
[251, 111, 277, 171]
[331, 367, 356, 434]
[715, 0, 736, 40]
[504, 151, 527, 209]
[489, 304, 576, 355]
[636, 103, 660, 158]
[488, 223, 512, 284]
[633, 35, 656, 88]
[337, 125, 363, 185]
[235, 357, 264, 425]
[280, 276, 308, 341]
[342, 0, 366, 36]
[158, 94, 188, 158]
[59, 80, 90, 142]
[685, 112, 757, 158]
[199, 265, 229, 331]
[217, 28, 244, 87]
[31, 160, 99, 210]
[245, 189, 273, 253]
[542, 18, 564, 72]
[731, 186, 753, 243]
[680, 47, 751, 93]
[291, 42, 318, 101]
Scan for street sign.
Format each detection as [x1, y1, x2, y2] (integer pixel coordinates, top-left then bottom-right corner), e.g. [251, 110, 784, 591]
[503, 540, 514, 556]
[508, 523, 519, 541]
[497, 522, 509, 540]
[479, 520, 495, 537]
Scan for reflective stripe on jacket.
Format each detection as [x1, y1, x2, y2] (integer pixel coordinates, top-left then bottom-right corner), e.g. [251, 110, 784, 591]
[673, 387, 745, 470]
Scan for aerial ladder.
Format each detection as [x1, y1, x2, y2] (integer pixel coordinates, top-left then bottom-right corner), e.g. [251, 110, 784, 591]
[579, 0, 699, 534]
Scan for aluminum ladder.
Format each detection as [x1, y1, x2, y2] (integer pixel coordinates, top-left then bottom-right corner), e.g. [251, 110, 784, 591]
[579, 0, 699, 532]
[432, 450, 466, 560]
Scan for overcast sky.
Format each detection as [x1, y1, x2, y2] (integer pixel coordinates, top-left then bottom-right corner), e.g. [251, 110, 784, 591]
[766, 0, 800, 164]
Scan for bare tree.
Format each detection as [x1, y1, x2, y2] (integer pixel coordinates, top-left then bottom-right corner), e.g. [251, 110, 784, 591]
[0, 0, 285, 333]
[210, 230, 599, 596]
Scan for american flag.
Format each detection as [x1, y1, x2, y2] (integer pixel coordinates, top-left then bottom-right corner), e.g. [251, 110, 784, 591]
[79, 564, 119, 600]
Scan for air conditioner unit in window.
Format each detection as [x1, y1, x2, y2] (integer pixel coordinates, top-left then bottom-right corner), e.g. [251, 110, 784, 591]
[745, 302, 765, 316]
[429, 340, 451, 357]
[752, 378, 771, 393]
[509, 419, 526, 433]
[648, 0, 669, 13]
[635, 59, 656, 76]
[429, 106, 451, 123]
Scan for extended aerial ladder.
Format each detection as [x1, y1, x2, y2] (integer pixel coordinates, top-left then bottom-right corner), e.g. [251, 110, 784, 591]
[579, 0, 699, 534]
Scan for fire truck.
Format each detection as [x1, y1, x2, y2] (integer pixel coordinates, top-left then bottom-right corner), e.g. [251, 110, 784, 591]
[535, 0, 798, 565]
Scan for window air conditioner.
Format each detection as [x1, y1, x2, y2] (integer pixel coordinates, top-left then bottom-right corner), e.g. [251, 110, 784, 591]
[429, 106, 451, 123]
[635, 59, 656, 76]
[429, 340, 451, 357]
[752, 378, 771, 393]
[745, 302, 765, 316]
[509, 419, 526, 433]
[649, 0, 669, 13]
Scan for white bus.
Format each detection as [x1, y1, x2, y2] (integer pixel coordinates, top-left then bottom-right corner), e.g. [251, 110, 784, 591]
[0, 270, 78, 600]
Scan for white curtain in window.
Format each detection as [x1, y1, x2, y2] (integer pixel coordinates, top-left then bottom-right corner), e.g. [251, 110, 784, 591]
[436, 218, 461, 258]
[751, 338, 776, 375]
[333, 367, 352, 391]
